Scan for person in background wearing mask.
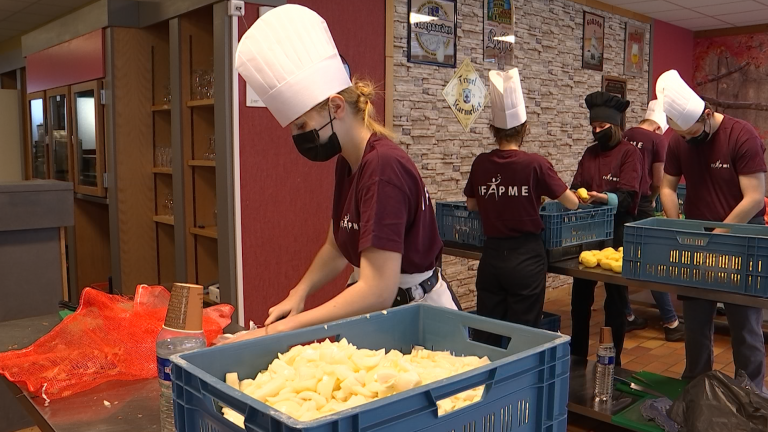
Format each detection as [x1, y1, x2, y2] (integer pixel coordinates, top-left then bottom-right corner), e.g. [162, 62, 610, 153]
[464, 69, 579, 346]
[570, 91, 643, 366]
[622, 101, 685, 342]
[657, 69, 766, 389]
[224, 5, 460, 344]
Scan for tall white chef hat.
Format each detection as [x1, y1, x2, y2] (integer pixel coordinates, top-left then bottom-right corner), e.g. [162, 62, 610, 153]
[644, 100, 668, 134]
[489, 68, 527, 129]
[655, 69, 704, 131]
[235, 5, 352, 127]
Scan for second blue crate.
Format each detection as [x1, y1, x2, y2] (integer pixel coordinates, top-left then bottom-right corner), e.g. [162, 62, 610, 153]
[539, 201, 615, 249]
[623, 218, 768, 297]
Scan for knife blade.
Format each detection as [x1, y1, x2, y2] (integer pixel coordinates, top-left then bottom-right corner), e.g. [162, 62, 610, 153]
[615, 376, 666, 399]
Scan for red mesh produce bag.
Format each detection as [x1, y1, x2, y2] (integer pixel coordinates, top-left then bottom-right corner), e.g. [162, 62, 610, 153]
[0, 285, 234, 400]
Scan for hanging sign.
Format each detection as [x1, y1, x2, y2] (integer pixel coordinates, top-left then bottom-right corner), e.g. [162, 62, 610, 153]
[442, 58, 488, 132]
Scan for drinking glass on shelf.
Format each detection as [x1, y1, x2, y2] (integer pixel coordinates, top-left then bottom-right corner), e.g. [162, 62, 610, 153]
[166, 148, 172, 168]
[164, 193, 173, 217]
[163, 84, 172, 104]
[204, 136, 216, 161]
[191, 69, 204, 100]
[155, 147, 163, 167]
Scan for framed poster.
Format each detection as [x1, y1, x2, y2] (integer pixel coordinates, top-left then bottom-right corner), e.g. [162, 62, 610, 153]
[624, 23, 646, 77]
[483, 0, 515, 69]
[582, 11, 605, 72]
[407, 0, 457, 67]
[602, 75, 628, 129]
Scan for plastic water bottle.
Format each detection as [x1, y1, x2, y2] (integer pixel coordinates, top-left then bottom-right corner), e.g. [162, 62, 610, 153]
[594, 327, 615, 401]
[157, 283, 206, 432]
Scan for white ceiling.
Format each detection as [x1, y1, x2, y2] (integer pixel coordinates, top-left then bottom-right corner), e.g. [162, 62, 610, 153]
[0, 0, 94, 42]
[600, 0, 768, 31]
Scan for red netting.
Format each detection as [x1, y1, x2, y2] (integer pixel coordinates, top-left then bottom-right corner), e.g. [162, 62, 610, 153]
[0, 285, 234, 400]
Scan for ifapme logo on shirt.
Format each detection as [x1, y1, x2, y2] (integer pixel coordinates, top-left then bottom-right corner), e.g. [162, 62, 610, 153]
[628, 140, 644, 149]
[478, 175, 530, 200]
[340, 215, 359, 231]
[711, 160, 731, 169]
[602, 174, 620, 182]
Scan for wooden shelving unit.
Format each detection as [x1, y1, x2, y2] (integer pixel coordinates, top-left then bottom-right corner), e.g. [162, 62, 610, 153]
[150, 21, 175, 286]
[181, 6, 219, 287]
[187, 98, 214, 107]
[190, 226, 217, 239]
[153, 215, 175, 225]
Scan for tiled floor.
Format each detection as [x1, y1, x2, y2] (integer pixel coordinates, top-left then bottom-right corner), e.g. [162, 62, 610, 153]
[545, 286, 768, 389]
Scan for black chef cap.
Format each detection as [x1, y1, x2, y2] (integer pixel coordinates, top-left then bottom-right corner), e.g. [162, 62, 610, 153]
[585, 91, 630, 126]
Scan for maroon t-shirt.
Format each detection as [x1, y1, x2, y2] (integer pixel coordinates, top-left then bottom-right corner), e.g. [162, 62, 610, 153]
[332, 134, 442, 274]
[463, 149, 568, 238]
[664, 115, 767, 222]
[571, 140, 643, 214]
[624, 127, 667, 197]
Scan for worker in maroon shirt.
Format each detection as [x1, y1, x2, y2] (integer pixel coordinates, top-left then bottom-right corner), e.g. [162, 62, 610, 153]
[464, 69, 579, 347]
[657, 69, 767, 389]
[225, 5, 459, 344]
[570, 91, 643, 366]
[623, 101, 684, 342]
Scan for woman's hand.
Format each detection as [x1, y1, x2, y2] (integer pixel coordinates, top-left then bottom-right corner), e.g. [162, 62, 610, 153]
[214, 327, 268, 346]
[265, 288, 307, 326]
[586, 191, 608, 204]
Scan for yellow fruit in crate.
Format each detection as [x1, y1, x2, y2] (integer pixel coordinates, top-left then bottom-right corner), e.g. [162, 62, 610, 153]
[611, 261, 622, 273]
[601, 247, 616, 254]
[578, 251, 593, 262]
[618, 247, 623, 253]
[600, 259, 616, 270]
[580, 254, 598, 268]
[576, 188, 589, 201]
[608, 253, 621, 262]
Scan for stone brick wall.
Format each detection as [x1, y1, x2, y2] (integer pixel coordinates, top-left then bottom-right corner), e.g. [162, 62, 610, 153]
[392, 0, 650, 309]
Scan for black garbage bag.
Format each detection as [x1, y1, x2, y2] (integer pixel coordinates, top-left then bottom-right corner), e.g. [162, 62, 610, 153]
[668, 370, 768, 432]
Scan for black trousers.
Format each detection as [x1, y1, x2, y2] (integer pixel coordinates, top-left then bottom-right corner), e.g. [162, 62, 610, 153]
[571, 211, 633, 367]
[474, 234, 547, 347]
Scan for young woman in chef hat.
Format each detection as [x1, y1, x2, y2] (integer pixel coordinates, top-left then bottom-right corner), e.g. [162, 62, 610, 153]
[226, 5, 460, 343]
[657, 69, 766, 389]
[569, 91, 643, 366]
[463, 69, 578, 346]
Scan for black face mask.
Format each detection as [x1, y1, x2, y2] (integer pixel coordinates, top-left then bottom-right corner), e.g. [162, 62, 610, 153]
[593, 128, 614, 150]
[292, 107, 342, 162]
[685, 117, 711, 146]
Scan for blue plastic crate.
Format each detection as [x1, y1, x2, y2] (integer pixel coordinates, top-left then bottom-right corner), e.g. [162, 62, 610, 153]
[171, 304, 570, 432]
[540, 201, 615, 249]
[436, 201, 485, 246]
[466, 310, 561, 333]
[623, 218, 768, 297]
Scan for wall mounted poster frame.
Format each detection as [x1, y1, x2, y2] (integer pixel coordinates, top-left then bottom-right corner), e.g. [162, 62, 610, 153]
[582, 11, 605, 72]
[602, 75, 627, 130]
[483, 0, 515, 69]
[624, 23, 645, 77]
[407, 0, 457, 68]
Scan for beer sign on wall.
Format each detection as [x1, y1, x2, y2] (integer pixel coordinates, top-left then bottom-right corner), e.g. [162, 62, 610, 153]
[483, 0, 515, 69]
[407, 0, 457, 67]
[442, 59, 488, 132]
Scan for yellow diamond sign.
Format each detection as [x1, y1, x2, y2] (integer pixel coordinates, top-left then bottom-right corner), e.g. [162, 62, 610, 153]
[442, 58, 488, 132]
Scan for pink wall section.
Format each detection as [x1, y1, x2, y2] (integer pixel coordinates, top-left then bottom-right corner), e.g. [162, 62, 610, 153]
[238, 1, 386, 324]
[651, 20, 694, 99]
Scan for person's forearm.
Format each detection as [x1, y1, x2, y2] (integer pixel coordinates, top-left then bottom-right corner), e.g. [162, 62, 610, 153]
[723, 195, 765, 224]
[271, 280, 394, 333]
[660, 186, 679, 219]
[294, 243, 348, 297]
[650, 185, 660, 203]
